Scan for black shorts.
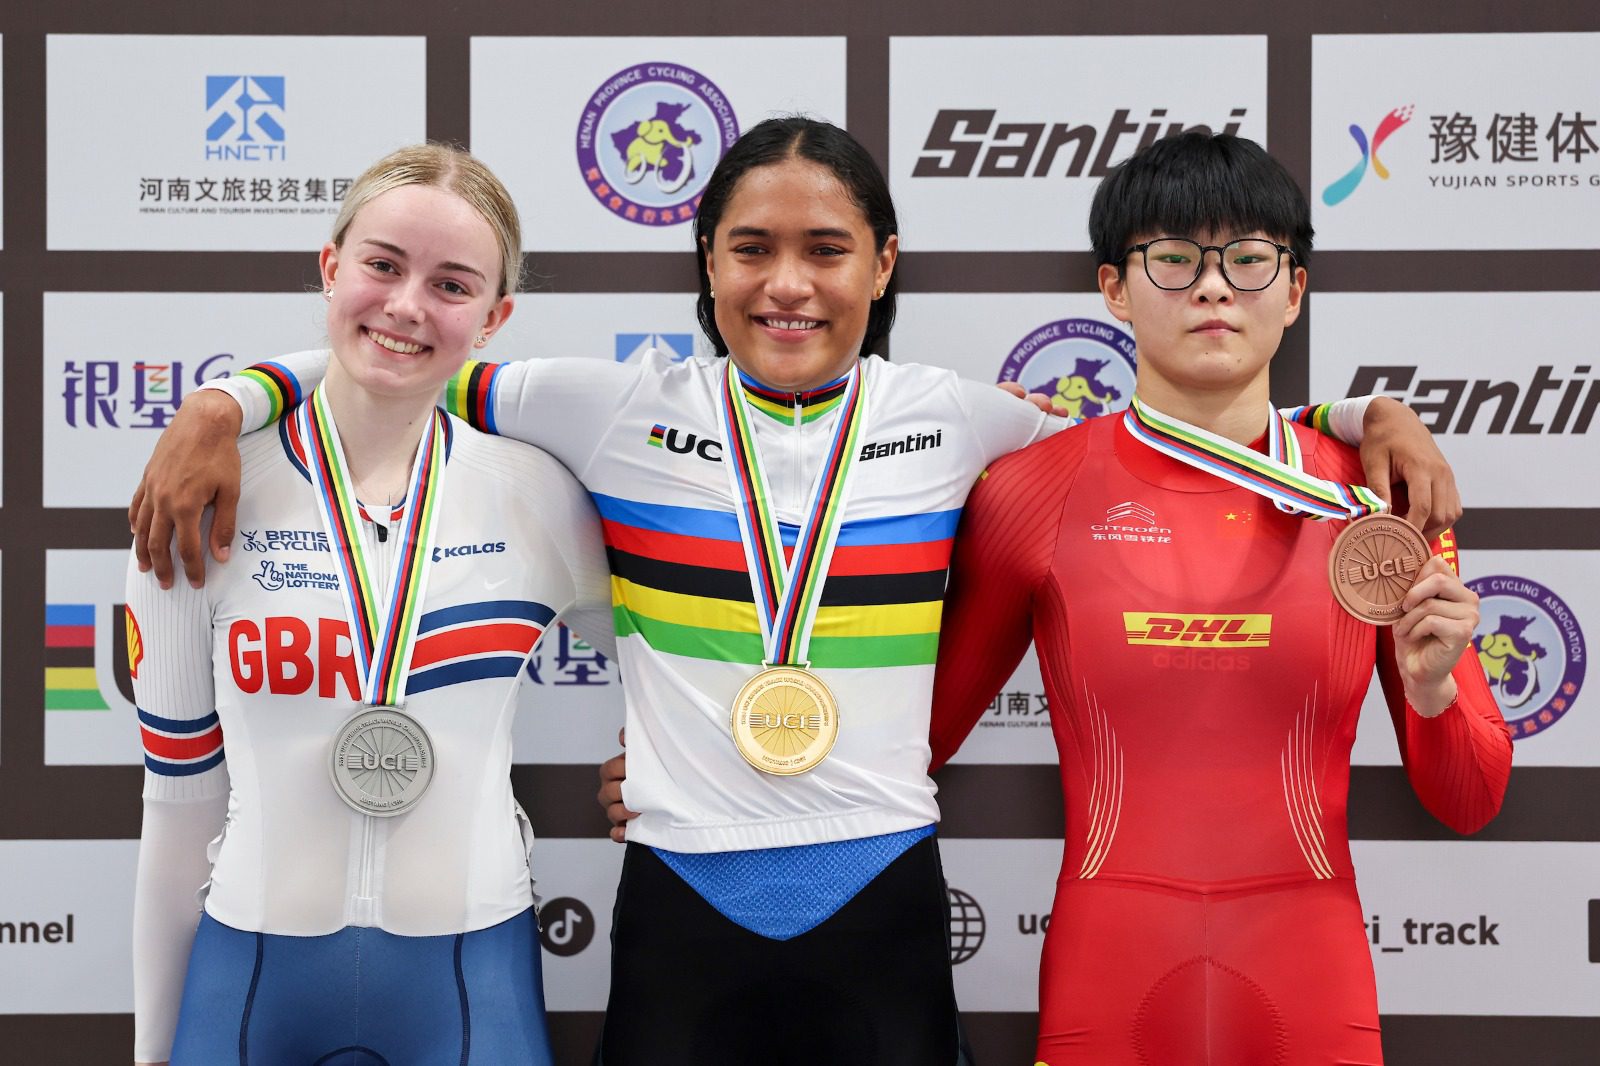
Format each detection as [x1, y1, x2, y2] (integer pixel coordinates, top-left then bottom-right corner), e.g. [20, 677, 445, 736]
[598, 835, 967, 1066]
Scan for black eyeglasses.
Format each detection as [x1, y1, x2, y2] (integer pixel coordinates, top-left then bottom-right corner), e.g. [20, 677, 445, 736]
[1121, 238, 1296, 292]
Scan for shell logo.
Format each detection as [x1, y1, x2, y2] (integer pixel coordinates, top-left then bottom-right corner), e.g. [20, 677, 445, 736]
[125, 606, 144, 680]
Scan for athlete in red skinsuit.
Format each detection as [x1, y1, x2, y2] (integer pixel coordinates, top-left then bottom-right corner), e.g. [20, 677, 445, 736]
[928, 133, 1513, 1066]
[930, 416, 1511, 1065]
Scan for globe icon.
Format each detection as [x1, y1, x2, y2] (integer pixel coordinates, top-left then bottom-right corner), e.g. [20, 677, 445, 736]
[947, 887, 986, 964]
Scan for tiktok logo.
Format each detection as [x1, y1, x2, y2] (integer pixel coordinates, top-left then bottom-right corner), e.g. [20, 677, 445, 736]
[538, 897, 596, 956]
[1322, 105, 1415, 206]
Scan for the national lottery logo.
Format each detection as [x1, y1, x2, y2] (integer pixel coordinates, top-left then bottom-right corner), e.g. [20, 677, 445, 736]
[997, 318, 1136, 421]
[61, 353, 233, 430]
[575, 62, 740, 226]
[1468, 575, 1586, 739]
[205, 76, 287, 161]
[1322, 105, 1414, 207]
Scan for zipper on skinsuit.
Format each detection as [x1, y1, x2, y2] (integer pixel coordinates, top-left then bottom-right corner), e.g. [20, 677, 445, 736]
[345, 508, 394, 928]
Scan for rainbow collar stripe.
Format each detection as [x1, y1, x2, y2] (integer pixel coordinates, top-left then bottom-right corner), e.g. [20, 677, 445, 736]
[736, 368, 850, 424]
[297, 387, 450, 706]
[717, 359, 868, 667]
[1123, 396, 1386, 521]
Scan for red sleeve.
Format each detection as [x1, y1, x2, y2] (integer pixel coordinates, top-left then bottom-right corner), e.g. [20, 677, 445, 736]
[929, 431, 1082, 770]
[1376, 527, 1514, 834]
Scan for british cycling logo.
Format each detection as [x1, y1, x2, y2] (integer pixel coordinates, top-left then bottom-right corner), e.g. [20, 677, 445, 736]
[240, 529, 330, 553]
[205, 76, 287, 161]
[1322, 105, 1414, 207]
[997, 319, 1136, 421]
[1468, 575, 1585, 739]
[576, 62, 740, 226]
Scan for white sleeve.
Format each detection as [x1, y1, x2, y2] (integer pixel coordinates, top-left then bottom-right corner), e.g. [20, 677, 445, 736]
[507, 449, 618, 662]
[133, 794, 227, 1063]
[202, 349, 650, 478]
[1323, 394, 1375, 446]
[956, 377, 1060, 466]
[471, 356, 647, 476]
[126, 548, 229, 1061]
[198, 348, 329, 432]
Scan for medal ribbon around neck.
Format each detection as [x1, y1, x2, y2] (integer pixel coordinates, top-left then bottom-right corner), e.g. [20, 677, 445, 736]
[1123, 395, 1387, 520]
[298, 386, 448, 706]
[716, 358, 869, 667]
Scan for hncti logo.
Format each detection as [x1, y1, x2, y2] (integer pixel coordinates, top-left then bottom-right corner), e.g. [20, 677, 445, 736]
[204, 76, 287, 161]
[947, 887, 986, 964]
[1322, 105, 1414, 206]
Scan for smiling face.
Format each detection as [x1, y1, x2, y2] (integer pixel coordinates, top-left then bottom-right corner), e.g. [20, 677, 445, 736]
[1099, 229, 1306, 406]
[701, 157, 897, 392]
[319, 183, 512, 404]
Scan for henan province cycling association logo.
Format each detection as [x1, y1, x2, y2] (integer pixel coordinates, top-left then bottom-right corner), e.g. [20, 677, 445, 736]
[576, 62, 740, 227]
[997, 318, 1137, 421]
[1322, 104, 1414, 207]
[1468, 575, 1585, 740]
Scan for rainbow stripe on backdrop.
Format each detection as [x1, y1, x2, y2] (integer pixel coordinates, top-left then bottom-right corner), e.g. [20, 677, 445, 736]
[597, 493, 955, 669]
[44, 604, 108, 710]
[1125, 397, 1385, 521]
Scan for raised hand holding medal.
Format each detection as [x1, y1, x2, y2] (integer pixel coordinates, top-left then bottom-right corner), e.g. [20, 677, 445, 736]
[716, 358, 868, 775]
[299, 385, 448, 814]
[1124, 396, 1429, 625]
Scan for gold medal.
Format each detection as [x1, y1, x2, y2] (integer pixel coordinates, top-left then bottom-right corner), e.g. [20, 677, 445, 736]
[730, 666, 839, 775]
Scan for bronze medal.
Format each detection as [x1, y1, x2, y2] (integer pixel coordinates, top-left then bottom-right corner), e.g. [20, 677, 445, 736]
[1328, 513, 1431, 625]
[730, 666, 839, 776]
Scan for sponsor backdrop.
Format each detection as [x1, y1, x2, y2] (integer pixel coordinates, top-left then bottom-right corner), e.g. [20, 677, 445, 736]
[0, 5, 1596, 1064]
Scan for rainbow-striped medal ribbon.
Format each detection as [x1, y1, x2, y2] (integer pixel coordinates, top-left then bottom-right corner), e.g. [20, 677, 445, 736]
[298, 386, 448, 814]
[715, 358, 869, 775]
[1123, 395, 1387, 520]
[1123, 397, 1431, 626]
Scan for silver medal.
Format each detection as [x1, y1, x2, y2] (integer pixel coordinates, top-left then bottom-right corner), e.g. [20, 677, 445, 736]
[328, 707, 435, 816]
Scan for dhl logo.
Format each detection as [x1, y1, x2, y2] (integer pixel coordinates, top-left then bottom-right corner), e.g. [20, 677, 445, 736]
[1123, 613, 1272, 646]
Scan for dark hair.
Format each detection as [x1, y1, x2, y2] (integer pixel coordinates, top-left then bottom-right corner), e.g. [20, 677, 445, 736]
[694, 117, 898, 359]
[1089, 132, 1313, 271]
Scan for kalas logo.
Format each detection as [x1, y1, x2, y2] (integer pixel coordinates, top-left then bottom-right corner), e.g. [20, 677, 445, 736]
[205, 76, 287, 162]
[1322, 105, 1414, 206]
[576, 63, 740, 226]
[998, 319, 1136, 421]
[1469, 575, 1585, 740]
[914, 108, 1248, 179]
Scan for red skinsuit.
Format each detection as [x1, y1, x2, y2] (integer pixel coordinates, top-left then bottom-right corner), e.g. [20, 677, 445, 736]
[930, 414, 1512, 1066]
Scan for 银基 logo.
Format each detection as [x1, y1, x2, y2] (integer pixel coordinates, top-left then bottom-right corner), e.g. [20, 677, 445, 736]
[1322, 105, 1414, 206]
[205, 76, 287, 162]
[1469, 575, 1585, 739]
[998, 319, 1136, 421]
[576, 63, 740, 226]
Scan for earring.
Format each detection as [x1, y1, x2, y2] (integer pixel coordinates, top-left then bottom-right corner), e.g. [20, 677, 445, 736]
[474, 333, 487, 348]
[323, 287, 333, 301]
[873, 287, 885, 300]
[709, 288, 716, 299]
